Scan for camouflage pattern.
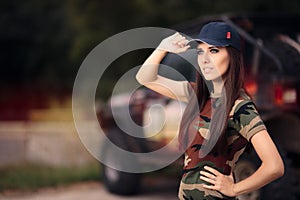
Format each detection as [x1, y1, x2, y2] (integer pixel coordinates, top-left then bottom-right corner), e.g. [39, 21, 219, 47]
[178, 93, 266, 200]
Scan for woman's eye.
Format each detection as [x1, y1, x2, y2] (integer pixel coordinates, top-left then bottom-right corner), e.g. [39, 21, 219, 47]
[210, 48, 219, 53]
[196, 49, 204, 55]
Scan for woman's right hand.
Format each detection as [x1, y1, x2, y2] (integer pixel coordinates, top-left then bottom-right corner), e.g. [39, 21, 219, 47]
[157, 32, 190, 54]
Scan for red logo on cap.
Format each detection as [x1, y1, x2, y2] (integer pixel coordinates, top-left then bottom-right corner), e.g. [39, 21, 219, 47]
[226, 31, 231, 39]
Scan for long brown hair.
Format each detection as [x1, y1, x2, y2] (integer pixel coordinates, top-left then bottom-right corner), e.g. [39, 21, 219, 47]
[178, 46, 245, 156]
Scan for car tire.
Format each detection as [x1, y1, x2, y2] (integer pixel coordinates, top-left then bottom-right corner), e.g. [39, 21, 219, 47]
[101, 128, 141, 195]
[234, 157, 260, 200]
[102, 164, 141, 195]
[234, 142, 298, 200]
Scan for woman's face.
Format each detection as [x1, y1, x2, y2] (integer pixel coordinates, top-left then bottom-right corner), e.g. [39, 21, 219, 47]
[197, 43, 230, 81]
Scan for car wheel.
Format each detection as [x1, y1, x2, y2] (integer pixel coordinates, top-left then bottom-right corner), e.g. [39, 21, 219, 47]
[234, 144, 298, 200]
[101, 128, 141, 195]
[234, 159, 260, 200]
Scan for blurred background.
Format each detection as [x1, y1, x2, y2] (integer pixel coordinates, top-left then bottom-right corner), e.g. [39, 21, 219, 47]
[1, 0, 300, 199]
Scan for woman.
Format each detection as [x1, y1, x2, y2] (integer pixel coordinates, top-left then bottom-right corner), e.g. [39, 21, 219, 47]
[136, 22, 284, 200]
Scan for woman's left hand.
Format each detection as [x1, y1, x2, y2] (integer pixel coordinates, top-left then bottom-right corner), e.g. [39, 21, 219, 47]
[200, 166, 236, 197]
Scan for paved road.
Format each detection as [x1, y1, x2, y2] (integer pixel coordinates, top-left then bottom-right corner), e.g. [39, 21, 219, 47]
[0, 178, 179, 200]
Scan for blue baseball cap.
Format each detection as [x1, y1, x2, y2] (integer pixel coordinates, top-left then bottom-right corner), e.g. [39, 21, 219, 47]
[189, 22, 241, 51]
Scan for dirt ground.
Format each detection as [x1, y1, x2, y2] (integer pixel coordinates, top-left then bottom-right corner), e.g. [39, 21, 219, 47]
[0, 177, 179, 200]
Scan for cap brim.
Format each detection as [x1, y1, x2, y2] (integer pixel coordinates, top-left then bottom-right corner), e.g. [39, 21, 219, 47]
[187, 38, 228, 48]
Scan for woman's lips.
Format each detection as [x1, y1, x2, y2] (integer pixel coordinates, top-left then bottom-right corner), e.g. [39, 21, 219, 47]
[203, 67, 214, 73]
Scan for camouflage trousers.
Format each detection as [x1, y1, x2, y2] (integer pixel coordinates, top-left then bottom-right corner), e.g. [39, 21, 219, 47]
[178, 181, 238, 200]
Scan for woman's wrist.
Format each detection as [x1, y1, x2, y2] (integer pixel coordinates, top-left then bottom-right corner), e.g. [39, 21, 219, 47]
[147, 48, 168, 61]
[154, 48, 168, 54]
[232, 183, 239, 197]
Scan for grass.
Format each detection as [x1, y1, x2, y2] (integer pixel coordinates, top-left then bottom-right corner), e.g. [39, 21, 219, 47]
[0, 164, 101, 192]
[0, 163, 182, 192]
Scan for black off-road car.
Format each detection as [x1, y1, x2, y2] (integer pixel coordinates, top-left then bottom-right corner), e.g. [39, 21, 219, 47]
[97, 13, 300, 199]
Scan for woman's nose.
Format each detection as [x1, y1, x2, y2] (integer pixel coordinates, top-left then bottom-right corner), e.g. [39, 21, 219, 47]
[200, 52, 210, 64]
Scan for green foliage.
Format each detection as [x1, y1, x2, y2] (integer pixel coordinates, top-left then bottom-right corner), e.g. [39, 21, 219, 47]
[1, 0, 300, 100]
[0, 164, 101, 191]
[0, 0, 74, 90]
